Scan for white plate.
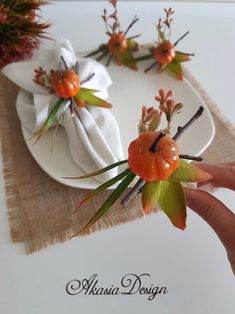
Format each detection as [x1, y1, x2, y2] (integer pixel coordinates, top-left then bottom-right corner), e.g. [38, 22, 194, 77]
[17, 62, 215, 189]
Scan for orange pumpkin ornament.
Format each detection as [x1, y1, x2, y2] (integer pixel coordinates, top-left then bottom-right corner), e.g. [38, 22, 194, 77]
[51, 69, 80, 99]
[128, 131, 180, 182]
[86, 0, 139, 70]
[107, 33, 128, 54]
[154, 41, 176, 65]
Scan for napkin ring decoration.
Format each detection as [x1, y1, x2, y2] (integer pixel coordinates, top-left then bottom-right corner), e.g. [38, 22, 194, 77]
[33, 56, 112, 141]
[85, 0, 139, 70]
[69, 89, 211, 235]
[136, 8, 194, 79]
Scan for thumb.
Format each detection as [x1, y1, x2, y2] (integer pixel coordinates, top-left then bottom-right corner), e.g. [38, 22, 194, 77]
[184, 188, 235, 256]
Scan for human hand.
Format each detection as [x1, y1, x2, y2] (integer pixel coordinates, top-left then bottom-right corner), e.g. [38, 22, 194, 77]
[184, 163, 235, 275]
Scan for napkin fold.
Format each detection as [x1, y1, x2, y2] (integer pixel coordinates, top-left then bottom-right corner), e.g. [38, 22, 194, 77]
[2, 39, 124, 182]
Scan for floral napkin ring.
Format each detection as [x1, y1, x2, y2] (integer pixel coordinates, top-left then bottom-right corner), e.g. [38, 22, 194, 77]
[136, 8, 194, 79]
[68, 89, 211, 236]
[33, 56, 112, 141]
[85, 0, 139, 70]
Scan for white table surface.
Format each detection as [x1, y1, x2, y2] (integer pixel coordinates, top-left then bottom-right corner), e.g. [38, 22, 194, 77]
[0, 1, 234, 314]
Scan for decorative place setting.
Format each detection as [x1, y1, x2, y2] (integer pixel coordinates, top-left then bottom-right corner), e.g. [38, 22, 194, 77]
[1, 0, 234, 254]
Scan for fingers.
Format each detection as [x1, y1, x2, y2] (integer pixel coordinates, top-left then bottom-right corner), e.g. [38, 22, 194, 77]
[196, 163, 235, 191]
[185, 188, 235, 253]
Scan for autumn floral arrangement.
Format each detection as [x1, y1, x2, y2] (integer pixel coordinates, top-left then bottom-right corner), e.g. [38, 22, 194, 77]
[0, 0, 50, 68]
[86, 0, 139, 70]
[85, 1, 193, 80]
[33, 56, 112, 142]
[136, 8, 194, 79]
[71, 89, 211, 236]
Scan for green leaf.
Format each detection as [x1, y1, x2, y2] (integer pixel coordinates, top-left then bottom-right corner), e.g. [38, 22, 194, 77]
[157, 63, 167, 72]
[75, 168, 131, 213]
[158, 180, 186, 230]
[127, 39, 138, 51]
[74, 88, 112, 108]
[62, 159, 128, 179]
[73, 171, 136, 236]
[165, 61, 183, 80]
[116, 50, 137, 70]
[142, 181, 161, 215]
[77, 87, 97, 94]
[170, 160, 212, 182]
[174, 51, 191, 63]
[34, 97, 64, 142]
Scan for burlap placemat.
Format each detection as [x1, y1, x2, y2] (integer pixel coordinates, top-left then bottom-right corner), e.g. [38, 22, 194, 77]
[0, 69, 235, 254]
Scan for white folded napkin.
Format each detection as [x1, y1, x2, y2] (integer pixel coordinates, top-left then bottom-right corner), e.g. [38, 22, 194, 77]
[2, 39, 124, 183]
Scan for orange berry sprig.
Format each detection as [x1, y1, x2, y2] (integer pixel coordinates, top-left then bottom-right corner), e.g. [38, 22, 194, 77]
[135, 8, 194, 79]
[68, 89, 211, 236]
[85, 0, 139, 70]
[33, 57, 112, 141]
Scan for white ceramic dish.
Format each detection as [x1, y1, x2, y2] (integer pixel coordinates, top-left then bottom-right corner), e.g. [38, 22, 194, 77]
[17, 62, 215, 189]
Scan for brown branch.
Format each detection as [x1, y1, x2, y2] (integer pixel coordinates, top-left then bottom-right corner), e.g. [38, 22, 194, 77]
[173, 31, 189, 47]
[123, 15, 139, 36]
[127, 34, 141, 40]
[106, 54, 113, 66]
[172, 106, 204, 141]
[179, 154, 202, 161]
[80, 72, 95, 85]
[144, 61, 158, 73]
[121, 178, 145, 207]
[149, 131, 165, 152]
[176, 51, 195, 56]
[61, 56, 68, 70]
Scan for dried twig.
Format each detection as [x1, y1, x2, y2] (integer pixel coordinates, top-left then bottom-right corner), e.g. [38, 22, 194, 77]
[149, 131, 166, 152]
[121, 178, 145, 207]
[144, 61, 158, 73]
[179, 154, 203, 161]
[172, 106, 204, 141]
[123, 15, 139, 36]
[173, 31, 189, 47]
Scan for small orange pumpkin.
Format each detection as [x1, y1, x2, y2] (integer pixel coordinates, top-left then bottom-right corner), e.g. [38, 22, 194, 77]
[128, 131, 180, 182]
[107, 32, 128, 55]
[51, 69, 80, 99]
[154, 41, 176, 65]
